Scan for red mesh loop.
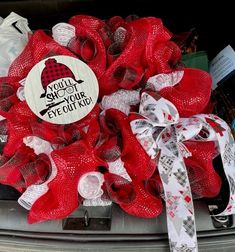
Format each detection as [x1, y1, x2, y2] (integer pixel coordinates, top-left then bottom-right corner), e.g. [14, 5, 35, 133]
[184, 141, 222, 198]
[69, 15, 106, 31]
[80, 38, 97, 62]
[73, 104, 101, 147]
[104, 173, 136, 204]
[99, 17, 172, 96]
[30, 121, 62, 143]
[160, 68, 212, 117]
[126, 15, 139, 22]
[0, 82, 15, 99]
[0, 95, 19, 118]
[104, 173, 163, 218]
[145, 41, 181, 79]
[96, 136, 121, 162]
[107, 16, 127, 32]
[68, 17, 107, 79]
[0, 145, 36, 192]
[8, 30, 75, 81]
[107, 42, 122, 65]
[20, 154, 51, 188]
[104, 109, 156, 180]
[145, 174, 164, 198]
[3, 102, 36, 157]
[0, 119, 8, 136]
[119, 181, 163, 218]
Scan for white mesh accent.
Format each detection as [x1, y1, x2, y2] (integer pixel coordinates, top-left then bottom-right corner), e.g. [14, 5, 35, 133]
[108, 158, 132, 181]
[0, 115, 5, 121]
[18, 184, 48, 210]
[16, 86, 25, 101]
[19, 78, 26, 86]
[52, 23, 76, 47]
[23, 136, 53, 156]
[78, 172, 104, 199]
[101, 89, 140, 115]
[83, 198, 112, 206]
[146, 71, 184, 91]
[114, 27, 127, 44]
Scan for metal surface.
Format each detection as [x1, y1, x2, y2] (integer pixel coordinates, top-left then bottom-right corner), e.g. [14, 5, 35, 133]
[0, 231, 235, 252]
[0, 200, 234, 236]
[62, 205, 112, 230]
[0, 199, 234, 251]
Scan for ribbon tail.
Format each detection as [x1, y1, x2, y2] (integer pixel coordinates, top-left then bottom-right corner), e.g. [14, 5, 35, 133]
[158, 127, 198, 252]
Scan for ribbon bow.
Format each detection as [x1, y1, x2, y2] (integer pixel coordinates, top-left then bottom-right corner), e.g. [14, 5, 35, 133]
[130, 90, 180, 158]
[130, 90, 235, 252]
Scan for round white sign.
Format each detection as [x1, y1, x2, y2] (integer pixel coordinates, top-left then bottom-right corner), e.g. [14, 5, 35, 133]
[24, 55, 99, 124]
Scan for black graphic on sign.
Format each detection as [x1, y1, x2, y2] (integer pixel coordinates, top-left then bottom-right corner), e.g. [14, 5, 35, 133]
[39, 58, 93, 119]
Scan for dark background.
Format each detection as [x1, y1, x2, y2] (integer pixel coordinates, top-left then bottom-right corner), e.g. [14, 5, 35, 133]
[0, 0, 234, 59]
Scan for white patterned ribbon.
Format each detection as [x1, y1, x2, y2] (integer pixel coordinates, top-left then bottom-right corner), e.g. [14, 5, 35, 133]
[158, 126, 198, 251]
[52, 23, 76, 47]
[130, 91, 198, 251]
[130, 90, 235, 252]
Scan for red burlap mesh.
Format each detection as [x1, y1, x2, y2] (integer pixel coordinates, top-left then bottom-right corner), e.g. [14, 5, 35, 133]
[81, 119, 100, 148]
[146, 41, 181, 78]
[0, 81, 15, 99]
[3, 102, 36, 157]
[70, 15, 112, 48]
[68, 16, 107, 79]
[104, 173, 163, 218]
[73, 104, 101, 147]
[0, 145, 35, 192]
[73, 104, 100, 131]
[107, 16, 127, 32]
[30, 121, 65, 144]
[99, 18, 170, 96]
[0, 14, 222, 223]
[69, 16, 174, 97]
[104, 109, 156, 180]
[120, 182, 163, 218]
[145, 173, 164, 197]
[96, 136, 121, 162]
[20, 154, 51, 188]
[0, 155, 9, 167]
[30, 105, 100, 147]
[159, 68, 212, 117]
[70, 15, 106, 32]
[0, 95, 19, 118]
[28, 140, 106, 224]
[8, 30, 74, 81]
[104, 173, 136, 204]
[0, 76, 23, 90]
[0, 119, 7, 136]
[0, 78, 20, 118]
[184, 141, 222, 198]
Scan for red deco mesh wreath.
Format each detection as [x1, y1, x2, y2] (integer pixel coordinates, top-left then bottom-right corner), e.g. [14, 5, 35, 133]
[0, 15, 222, 223]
